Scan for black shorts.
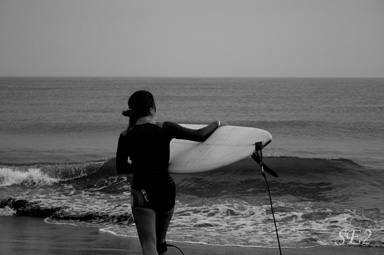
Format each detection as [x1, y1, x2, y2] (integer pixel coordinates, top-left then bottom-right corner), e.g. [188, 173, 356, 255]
[131, 182, 176, 212]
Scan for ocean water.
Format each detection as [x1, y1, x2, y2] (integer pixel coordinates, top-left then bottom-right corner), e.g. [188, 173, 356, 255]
[0, 77, 383, 248]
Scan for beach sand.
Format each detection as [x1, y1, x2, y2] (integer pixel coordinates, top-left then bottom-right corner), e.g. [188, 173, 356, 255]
[0, 216, 381, 255]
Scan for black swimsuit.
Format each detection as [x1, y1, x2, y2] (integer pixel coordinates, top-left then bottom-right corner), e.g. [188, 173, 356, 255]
[116, 121, 217, 212]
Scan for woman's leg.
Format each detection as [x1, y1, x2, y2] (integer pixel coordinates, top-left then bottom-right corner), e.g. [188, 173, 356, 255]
[132, 206, 158, 255]
[156, 207, 174, 255]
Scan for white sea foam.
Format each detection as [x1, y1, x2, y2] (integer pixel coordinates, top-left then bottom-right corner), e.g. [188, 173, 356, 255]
[0, 206, 14, 216]
[0, 167, 59, 187]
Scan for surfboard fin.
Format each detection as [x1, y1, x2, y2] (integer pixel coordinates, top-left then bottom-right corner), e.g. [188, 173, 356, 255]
[252, 142, 279, 178]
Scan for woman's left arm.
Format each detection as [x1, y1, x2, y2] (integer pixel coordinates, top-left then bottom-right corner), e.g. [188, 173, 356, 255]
[116, 133, 133, 174]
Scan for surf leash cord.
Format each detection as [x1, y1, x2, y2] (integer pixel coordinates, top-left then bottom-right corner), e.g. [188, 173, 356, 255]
[167, 243, 185, 255]
[252, 142, 282, 255]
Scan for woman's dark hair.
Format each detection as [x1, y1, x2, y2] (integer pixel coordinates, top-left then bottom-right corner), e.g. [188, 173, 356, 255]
[123, 90, 156, 130]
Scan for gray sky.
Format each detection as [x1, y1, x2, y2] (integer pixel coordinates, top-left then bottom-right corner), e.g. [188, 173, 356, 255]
[0, 0, 383, 77]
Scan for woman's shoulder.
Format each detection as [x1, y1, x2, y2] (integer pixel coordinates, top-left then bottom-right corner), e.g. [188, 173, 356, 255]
[159, 121, 182, 130]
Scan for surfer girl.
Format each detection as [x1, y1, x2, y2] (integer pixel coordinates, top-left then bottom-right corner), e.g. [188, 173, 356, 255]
[116, 90, 223, 255]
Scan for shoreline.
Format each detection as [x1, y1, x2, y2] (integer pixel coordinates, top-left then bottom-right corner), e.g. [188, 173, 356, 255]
[0, 216, 382, 255]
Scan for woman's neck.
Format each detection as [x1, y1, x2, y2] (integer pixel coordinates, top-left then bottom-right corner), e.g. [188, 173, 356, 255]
[136, 115, 155, 125]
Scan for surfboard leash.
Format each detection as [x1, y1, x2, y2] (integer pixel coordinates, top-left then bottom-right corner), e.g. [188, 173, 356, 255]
[167, 243, 185, 255]
[252, 142, 282, 255]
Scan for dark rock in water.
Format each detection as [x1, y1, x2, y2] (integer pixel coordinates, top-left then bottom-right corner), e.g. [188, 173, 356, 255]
[5, 198, 63, 218]
[0, 198, 26, 209]
[9, 198, 29, 210]
[0, 198, 12, 208]
[2, 197, 134, 225]
[50, 210, 134, 225]
[16, 204, 63, 218]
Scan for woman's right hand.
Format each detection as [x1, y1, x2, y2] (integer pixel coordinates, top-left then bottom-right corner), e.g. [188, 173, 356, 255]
[216, 120, 228, 127]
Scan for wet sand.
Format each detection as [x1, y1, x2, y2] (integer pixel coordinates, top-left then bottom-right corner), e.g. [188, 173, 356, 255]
[0, 216, 381, 255]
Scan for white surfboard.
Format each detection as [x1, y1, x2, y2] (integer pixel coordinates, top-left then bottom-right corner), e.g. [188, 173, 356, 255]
[168, 124, 272, 174]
